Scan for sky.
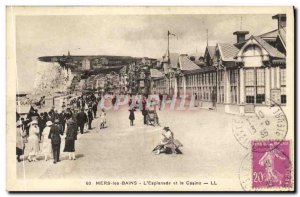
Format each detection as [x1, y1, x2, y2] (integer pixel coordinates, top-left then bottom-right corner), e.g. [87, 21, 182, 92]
[16, 14, 277, 91]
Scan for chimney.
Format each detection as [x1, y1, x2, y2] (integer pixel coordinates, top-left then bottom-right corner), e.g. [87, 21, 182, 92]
[272, 14, 286, 29]
[233, 31, 249, 43]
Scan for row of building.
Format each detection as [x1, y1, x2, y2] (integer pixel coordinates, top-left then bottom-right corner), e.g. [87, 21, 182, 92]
[75, 14, 287, 114]
[148, 14, 287, 114]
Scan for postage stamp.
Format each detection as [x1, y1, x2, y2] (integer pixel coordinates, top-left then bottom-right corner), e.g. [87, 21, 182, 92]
[252, 140, 291, 188]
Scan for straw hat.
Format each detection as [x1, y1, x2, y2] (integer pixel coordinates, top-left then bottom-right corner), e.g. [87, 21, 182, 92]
[31, 120, 38, 125]
[46, 121, 53, 126]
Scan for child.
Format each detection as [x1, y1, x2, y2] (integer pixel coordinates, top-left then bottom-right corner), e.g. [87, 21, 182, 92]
[99, 109, 106, 129]
[129, 107, 135, 126]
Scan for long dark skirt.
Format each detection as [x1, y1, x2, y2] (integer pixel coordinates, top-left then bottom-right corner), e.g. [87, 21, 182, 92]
[16, 147, 24, 156]
[63, 140, 75, 152]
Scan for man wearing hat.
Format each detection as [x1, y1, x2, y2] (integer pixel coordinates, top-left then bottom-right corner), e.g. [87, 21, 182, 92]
[49, 106, 55, 115]
[59, 110, 66, 134]
[77, 109, 87, 134]
[48, 119, 63, 164]
[87, 107, 93, 130]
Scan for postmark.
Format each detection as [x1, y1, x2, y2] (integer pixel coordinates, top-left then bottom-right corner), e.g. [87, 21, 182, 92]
[232, 99, 288, 152]
[239, 140, 293, 191]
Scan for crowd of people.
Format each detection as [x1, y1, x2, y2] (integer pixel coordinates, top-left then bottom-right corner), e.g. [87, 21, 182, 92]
[16, 93, 107, 163]
[16, 92, 183, 164]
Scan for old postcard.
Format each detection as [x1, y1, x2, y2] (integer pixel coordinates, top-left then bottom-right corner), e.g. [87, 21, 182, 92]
[7, 6, 295, 192]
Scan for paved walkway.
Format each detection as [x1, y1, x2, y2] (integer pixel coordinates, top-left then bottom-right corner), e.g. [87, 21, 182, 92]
[17, 107, 247, 190]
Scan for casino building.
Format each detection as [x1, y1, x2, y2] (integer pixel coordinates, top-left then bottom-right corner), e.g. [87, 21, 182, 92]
[150, 14, 287, 114]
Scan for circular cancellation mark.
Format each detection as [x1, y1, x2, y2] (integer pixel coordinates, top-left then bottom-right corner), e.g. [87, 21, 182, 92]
[232, 99, 288, 152]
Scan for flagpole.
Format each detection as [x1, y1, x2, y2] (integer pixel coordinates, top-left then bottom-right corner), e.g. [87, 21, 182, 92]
[167, 30, 170, 63]
[206, 29, 208, 46]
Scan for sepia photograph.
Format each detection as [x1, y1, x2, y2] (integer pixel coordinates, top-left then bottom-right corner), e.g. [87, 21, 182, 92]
[6, 6, 295, 192]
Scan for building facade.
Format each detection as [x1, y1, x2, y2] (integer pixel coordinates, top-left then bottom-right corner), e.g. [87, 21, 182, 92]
[149, 14, 287, 114]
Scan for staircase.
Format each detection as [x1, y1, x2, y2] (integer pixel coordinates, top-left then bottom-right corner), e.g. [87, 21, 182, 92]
[69, 75, 81, 93]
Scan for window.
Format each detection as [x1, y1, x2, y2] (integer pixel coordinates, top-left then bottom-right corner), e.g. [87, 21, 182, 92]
[256, 69, 265, 104]
[206, 87, 209, 100]
[218, 70, 224, 103]
[199, 87, 202, 100]
[245, 69, 255, 103]
[193, 75, 196, 86]
[207, 73, 209, 85]
[187, 77, 190, 87]
[199, 74, 202, 86]
[245, 68, 265, 104]
[246, 87, 255, 103]
[213, 73, 216, 86]
[280, 68, 286, 104]
[230, 69, 239, 103]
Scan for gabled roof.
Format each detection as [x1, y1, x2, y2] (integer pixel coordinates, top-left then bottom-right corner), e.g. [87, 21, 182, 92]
[258, 29, 280, 38]
[178, 55, 200, 71]
[254, 36, 285, 58]
[235, 36, 286, 59]
[278, 28, 286, 47]
[150, 69, 164, 78]
[207, 46, 216, 58]
[205, 46, 216, 59]
[258, 28, 287, 50]
[217, 43, 239, 62]
[235, 27, 287, 49]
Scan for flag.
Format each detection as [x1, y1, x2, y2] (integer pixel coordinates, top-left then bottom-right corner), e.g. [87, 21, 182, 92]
[168, 31, 176, 36]
[168, 31, 178, 39]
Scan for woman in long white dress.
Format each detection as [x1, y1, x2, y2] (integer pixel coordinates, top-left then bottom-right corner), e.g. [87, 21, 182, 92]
[27, 120, 40, 162]
[42, 121, 52, 161]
